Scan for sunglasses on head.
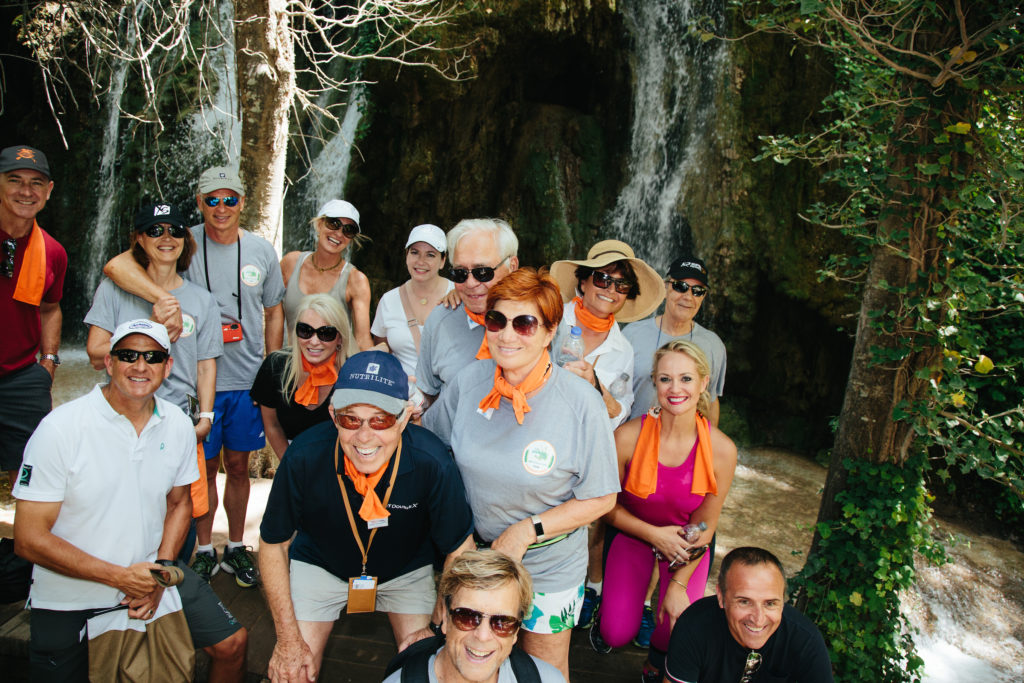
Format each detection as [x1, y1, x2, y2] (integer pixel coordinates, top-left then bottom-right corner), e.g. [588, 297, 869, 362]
[324, 217, 359, 238]
[141, 224, 187, 239]
[202, 195, 240, 208]
[448, 606, 522, 638]
[295, 322, 339, 342]
[740, 651, 762, 683]
[1, 238, 16, 278]
[335, 413, 399, 431]
[667, 279, 708, 297]
[449, 257, 509, 284]
[484, 310, 540, 336]
[111, 348, 170, 364]
[591, 270, 634, 294]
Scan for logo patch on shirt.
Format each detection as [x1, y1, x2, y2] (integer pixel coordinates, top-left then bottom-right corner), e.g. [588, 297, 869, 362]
[181, 313, 196, 337]
[18, 464, 32, 487]
[240, 264, 262, 286]
[522, 441, 556, 476]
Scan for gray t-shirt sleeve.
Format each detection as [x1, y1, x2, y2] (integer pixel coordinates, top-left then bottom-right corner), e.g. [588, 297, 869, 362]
[260, 239, 286, 308]
[416, 307, 444, 396]
[83, 278, 122, 332]
[195, 288, 224, 361]
[421, 373, 457, 446]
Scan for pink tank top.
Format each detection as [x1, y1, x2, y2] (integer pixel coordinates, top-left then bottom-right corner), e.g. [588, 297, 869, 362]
[619, 423, 706, 527]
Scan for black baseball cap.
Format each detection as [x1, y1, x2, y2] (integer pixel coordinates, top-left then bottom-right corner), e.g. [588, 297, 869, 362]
[666, 256, 709, 286]
[0, 145, 50, 178]
[134, 203, 188, 233]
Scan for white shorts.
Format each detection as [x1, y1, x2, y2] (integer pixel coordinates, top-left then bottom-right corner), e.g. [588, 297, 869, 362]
[521, 582, 585, 634]
[289, 560, 436, 622]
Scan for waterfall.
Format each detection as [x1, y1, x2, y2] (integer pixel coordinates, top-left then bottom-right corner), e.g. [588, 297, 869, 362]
[609, 0, 727, 272]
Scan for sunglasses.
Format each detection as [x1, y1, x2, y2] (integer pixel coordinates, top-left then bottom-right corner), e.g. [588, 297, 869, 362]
[141, 224, 187, 239]
[484, 310, 540, 336]
[667, 279, 708, 297]
[449, 257, 509, 284]
[448, 606, 522, 638]
[1, 238, 15, 278]
[591, 270, 634, 294]
[324, 217, 360, 238]
[202, 196, 240, 208]
[295, 322, 340, 342]
[335, 413, 399, 431]
[740, 651, 762, 683]
[111, 348, 170, 364]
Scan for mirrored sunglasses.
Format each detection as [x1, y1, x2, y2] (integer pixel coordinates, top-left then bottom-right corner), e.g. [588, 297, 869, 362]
[141, 224, 187, 239]
[334, 413, 398, 431]
[1, 238, 16, 278]
[484, 310, 540, 336]
[448, 606, 521, 638]
[111, 348, 170, 364]
[592, 270, 634, 294]
[324, 217, 360, 238]
[295, 322, 339, 342]
[202, 196, 240, 208]
[449, 257, 509, 284]
[668, 279, 708, 297]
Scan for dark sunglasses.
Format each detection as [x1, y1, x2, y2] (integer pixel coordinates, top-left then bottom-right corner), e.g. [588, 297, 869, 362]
[740, 651, 762, 683]
[449, 257, 509, 284]
[295, 322, 339, 342]
[484, 310, 540, 336]
[1, 238, 15, 278]
[324, 217, 360, 238]
[202, 196, 240, 208]
[667, 279, 708, 297]
[141, 224, 187, 239]
[111, 348, 170, 364]
[335, 413, 399, 431]
[591, 270, 634, 294]
[448, 606, 522, 638]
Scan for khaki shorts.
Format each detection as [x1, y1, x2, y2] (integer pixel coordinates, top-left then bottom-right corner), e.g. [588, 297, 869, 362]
[290, 560, 436, 622]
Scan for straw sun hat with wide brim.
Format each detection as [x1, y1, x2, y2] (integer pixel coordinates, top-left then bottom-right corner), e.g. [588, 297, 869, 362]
[549, 240, 665, 323]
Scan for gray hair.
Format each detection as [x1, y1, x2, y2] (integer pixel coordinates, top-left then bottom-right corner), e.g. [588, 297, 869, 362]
[446, 218, 518, 264]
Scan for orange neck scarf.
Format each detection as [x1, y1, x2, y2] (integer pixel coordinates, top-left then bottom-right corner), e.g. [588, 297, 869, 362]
[12, 221, 47, 306]
[466, 307, 492, 360]
[343, 446, 396, 521]
[624, 410, 717, 499]
[477, 350, 553, 424]
[294, 352, 339, 406]
[573, 296, 614, 333]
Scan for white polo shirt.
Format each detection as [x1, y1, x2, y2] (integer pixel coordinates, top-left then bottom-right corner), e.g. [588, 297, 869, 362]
[14, 385, 198, 610]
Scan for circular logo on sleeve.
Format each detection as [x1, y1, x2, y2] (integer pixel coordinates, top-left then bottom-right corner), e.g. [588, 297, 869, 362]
[522, 440, 556, 476]
[240, 264, 262, 286]
[181, 314, 196, 338]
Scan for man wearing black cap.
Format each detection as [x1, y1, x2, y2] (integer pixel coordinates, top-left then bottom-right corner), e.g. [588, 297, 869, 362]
[623, 255, 727, 426]
[0, 144, 68, 487]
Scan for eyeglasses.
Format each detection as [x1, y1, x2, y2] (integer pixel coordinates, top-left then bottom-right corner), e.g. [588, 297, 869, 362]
[142, 224, 187, 239]
[324, 217, 360, 238]
[111, 348, 170, 364]
[667, 279, 708, 297]
[202, 196, 240, 208]
[448, 606, 522, 638]
[739, 651, 762, 683]
[449, 257, 509, 284]
[295, 322, 340, 342]
[484, 310, 540, 336]
[591, 270, 634, 294]
[335, 413, 399, 431]
[1, 238, 15, 278]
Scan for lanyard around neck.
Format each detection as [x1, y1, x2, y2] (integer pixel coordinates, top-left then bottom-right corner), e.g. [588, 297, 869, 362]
[203, 230, 242, 322]
[334, 437, 403, 574]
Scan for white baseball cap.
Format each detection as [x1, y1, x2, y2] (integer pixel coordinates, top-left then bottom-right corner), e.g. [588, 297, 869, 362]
[404, 224, 447, 253]
[110, 319, 171, 351]
[318, 199, 360, 230]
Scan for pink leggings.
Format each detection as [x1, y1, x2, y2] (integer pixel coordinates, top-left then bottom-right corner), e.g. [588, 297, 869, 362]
[598, 529, 710, 651]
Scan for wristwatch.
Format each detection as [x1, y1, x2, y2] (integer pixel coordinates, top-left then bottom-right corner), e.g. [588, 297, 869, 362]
[531, 515, 545, 542]
[198, 411, 216, 422]
[40, 353, 60, 366]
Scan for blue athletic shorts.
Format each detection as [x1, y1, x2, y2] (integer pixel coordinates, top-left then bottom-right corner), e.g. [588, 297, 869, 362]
[204, 390, 265, 458]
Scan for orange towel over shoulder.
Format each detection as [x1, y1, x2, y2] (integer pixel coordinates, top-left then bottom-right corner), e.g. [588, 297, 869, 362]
[624, 410, 717, 499]
[12, 221, 47, 306]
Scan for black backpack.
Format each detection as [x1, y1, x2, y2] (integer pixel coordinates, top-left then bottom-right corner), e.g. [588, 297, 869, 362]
[384, 634, 542, 683]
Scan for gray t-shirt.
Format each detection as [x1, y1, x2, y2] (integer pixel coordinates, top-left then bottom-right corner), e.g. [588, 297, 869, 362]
[184, 225, 286, 391]
[622, 317, 727, 420]
[424, 360, 620, 592]
[85, 277, 223, 414]
[382, 650, 565, 683]
[416, 303, 485, 397]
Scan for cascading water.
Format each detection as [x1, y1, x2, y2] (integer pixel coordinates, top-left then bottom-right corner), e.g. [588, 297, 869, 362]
[609, 0, 726, 272]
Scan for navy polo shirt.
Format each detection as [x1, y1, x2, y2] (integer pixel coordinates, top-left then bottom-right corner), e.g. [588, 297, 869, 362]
[260, 421, 474, 583]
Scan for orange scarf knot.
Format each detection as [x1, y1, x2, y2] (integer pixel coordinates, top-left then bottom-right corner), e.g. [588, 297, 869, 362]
[572, 296, 615, 333]
[477, 350, 553, 424]
[465, 307, 492, 360]
[343, 452, 392, 522]
[294, 352, 339, 406]
[623, 410, 717, 499]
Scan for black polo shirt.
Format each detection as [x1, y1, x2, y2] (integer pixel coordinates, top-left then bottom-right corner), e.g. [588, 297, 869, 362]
[250, 350, 333, 441]
[260, 421, 474, 583]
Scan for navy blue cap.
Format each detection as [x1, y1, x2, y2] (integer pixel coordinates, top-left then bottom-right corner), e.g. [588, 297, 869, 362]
[331, 351, 408, 415]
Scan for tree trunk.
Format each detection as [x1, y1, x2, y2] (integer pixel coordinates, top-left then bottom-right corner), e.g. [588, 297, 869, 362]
[234, 0, 294, 255]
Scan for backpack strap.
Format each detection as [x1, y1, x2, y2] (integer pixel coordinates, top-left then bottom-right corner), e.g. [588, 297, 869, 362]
[383, 634, 445, 682]
[508, 647, 542, 683]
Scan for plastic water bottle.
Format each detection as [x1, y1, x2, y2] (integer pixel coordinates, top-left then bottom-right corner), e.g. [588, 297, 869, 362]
[556, 326, 585, 367]
[608, 372, 630, 398]
[679, 521, 707, 543]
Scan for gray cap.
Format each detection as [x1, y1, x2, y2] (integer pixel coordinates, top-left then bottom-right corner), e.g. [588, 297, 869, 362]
[198, 166, 245, 195]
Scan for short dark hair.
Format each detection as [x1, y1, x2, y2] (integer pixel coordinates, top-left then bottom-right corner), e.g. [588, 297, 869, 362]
[717, 547, 786, 595]
[574, 261, 639, 300]
[131, 228, 197, 273]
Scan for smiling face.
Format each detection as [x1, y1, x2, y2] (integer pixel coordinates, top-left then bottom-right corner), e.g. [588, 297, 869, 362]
[196, 188, 244, 235]
[439, 582, 520, 683]
[579, 264, 630, 319]
[485, 299, 555, 385]
[664, 277, 707, 327]
[406, 241, 445, 283]
[717, 562, 786, 650]
[330, 403, 406, 475]
[296, 309, 341, 366]
[316, 216, 354, 256]
[451, 231, 517, 315]
[136, 224, 184, 268]
[654, 350, 709, 416]
[104, 334, 173, 403]
[0, 169, 53, 226]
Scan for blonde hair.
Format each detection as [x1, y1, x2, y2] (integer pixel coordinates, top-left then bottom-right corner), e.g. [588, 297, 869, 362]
[438, 549, 534, 619]
[652, 339, 712, 417]
[310, 215, 370, 250]
[282, 294, 351, 401]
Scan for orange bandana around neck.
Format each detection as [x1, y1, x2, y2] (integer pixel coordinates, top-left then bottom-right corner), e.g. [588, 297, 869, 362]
[12, 221, 47, 306]
[624, 411, 717, 499]
[343, 447, 395, 521]
[294, 352, 339, 406]
[573, 296, 614, 333]
[477, 350, 553, 424]
[466, 307, 492, 360]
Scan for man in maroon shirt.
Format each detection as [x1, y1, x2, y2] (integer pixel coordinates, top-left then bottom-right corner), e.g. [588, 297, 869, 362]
[0, 145, 67, 486]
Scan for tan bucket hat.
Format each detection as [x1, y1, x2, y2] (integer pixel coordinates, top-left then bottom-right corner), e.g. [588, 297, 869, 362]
[549, 240, 665, 322]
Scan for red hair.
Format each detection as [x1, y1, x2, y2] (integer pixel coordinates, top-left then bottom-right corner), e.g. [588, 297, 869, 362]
[486, 267, 564, 330]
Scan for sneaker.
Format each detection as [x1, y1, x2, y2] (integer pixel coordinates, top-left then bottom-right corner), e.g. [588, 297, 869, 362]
[633, 603, 656, 648]
[189, 549, 219, 583]
[576, 587, 600, 629]
[589, 617, 613, 654]
[220, 545, 259, 588]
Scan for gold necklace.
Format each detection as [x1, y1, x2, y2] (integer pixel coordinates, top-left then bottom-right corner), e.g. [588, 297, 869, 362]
[312, 252, 344, 273]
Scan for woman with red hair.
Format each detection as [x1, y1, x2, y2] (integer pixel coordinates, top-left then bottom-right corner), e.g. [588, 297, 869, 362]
[424, 268, 620, 680]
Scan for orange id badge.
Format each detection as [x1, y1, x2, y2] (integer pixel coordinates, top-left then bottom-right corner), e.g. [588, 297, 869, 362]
[347, 575, 378, 613]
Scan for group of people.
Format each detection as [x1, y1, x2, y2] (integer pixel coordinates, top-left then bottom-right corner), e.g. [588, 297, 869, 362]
[1, 144, 833, 683]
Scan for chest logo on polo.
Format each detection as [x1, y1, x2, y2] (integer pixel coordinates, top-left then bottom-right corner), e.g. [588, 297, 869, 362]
[522, 441, 556, 476]
[240, 264, 262, 286]
[181, 313, 196, 337]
